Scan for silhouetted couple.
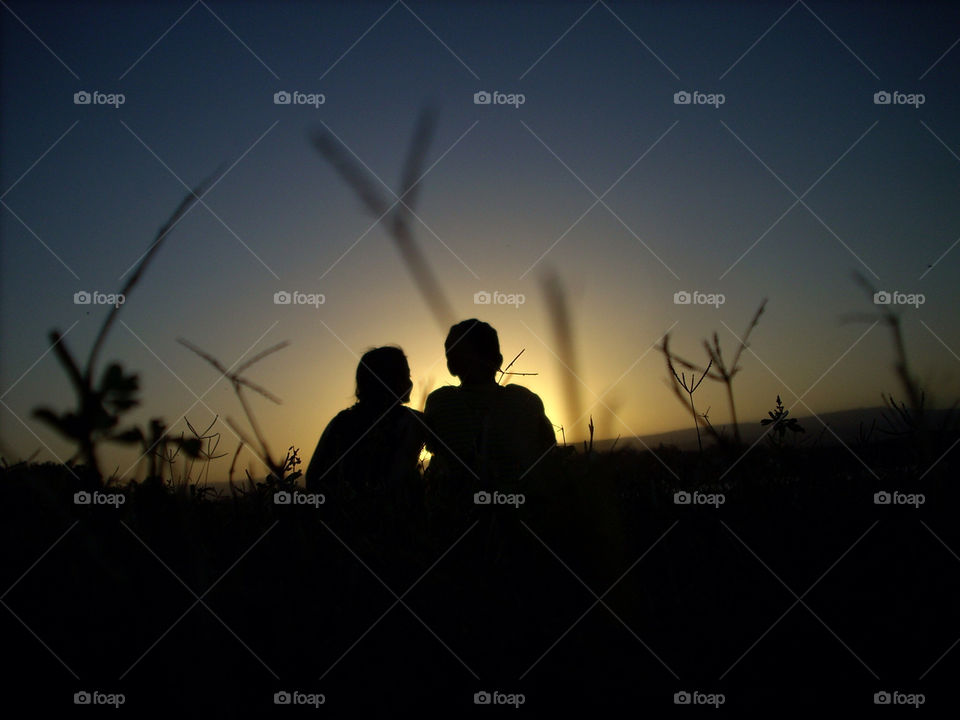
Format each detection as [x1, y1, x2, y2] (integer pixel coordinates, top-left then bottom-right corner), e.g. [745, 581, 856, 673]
[304, 319, 556, 496]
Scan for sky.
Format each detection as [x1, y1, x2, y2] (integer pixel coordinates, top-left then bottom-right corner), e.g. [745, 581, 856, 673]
[2, 0, 960, 481]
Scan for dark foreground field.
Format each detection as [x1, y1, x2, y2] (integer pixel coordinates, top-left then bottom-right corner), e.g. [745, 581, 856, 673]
[2, 437, 959, 715]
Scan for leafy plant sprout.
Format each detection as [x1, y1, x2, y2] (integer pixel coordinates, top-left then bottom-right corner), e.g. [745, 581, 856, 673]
[760, 395, 805, 448]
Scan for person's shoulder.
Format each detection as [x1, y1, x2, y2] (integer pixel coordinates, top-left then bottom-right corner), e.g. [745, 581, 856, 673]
[325, 406, 358, 429]
[502, 384, 545, 406]
[397, 406, 425, 424]
[425, 385, 460, 409]
[319, 406, 359, 441]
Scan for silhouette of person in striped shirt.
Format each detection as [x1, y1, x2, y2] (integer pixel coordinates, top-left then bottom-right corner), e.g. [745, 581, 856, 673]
[424, 319, 555, 485]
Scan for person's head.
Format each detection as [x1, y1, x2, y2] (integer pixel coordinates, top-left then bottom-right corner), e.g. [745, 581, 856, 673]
[444, 319, 502, 385]
[355, 346, 412, 409]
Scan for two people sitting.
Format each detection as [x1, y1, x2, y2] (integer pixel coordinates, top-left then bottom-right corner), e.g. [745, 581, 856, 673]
[304, 319, 556, 495]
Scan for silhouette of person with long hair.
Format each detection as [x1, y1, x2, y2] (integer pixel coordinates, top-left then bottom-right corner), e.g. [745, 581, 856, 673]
[305, 346, 425, 497]
[424, 319, 556, 486]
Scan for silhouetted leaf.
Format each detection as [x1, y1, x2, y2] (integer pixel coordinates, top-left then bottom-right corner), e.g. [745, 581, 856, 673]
[112, 427, 144, 444]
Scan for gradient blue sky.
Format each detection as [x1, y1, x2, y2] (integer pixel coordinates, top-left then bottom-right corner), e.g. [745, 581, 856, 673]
[2, 0, 959, 479]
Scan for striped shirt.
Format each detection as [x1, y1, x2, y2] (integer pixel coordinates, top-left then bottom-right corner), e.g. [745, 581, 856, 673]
[424, 383, 556, 483]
